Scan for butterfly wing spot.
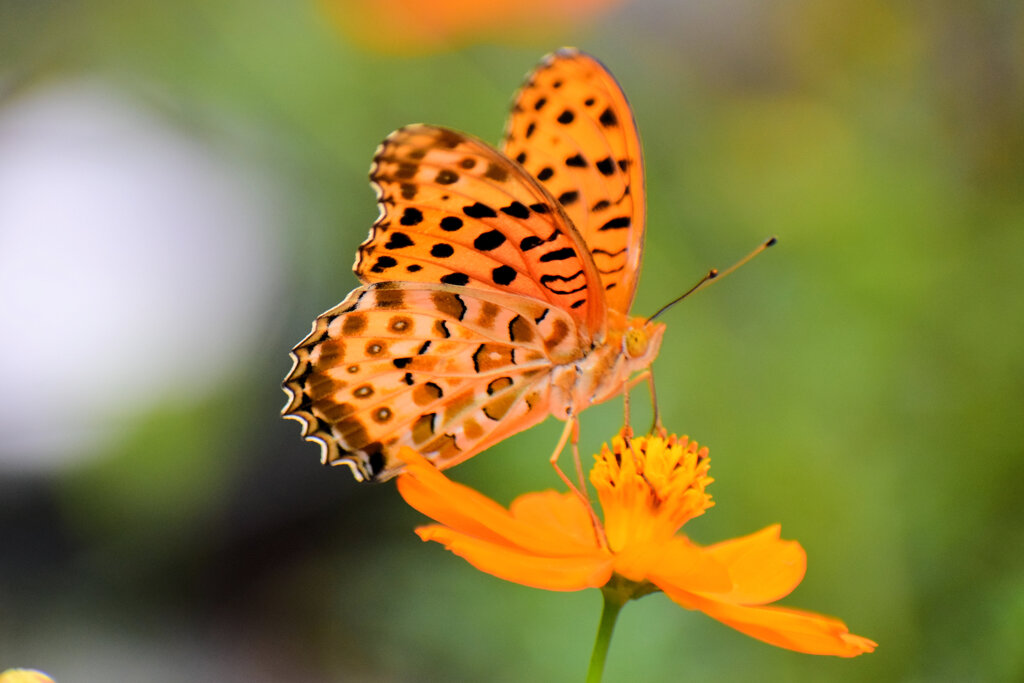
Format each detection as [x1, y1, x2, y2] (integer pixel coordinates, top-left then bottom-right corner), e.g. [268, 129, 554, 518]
[508, 315, 533, 342]
[492, 266, 517, 286]
[484, 162, 509, 182]
[413, 381, 444, 406]
[476, 301, 501, 328]
[401, 207, 424, 225]
[430, 243, 455, 258]
[412, 412, 437, 444]
[371, 256, 398, 273]
[500, 201, 531, 219]
[316, 339, 345, 364]
[440, 272, 470, 286]
[473, 229, 506, 251]
[431, 291, 467, 320]
[436, 169, 459, 185]
[443, 388, 477, 424]
[487, 376, 513, 394]
[463, 202, 498, 219]
[388, 316, 413, 333]
[600, 217, 631, 231]
[423, 433, 460, 459]
[544, 319, 571, 352]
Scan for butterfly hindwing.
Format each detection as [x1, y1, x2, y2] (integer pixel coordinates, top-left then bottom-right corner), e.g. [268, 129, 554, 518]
[502, 48, 646, 315]
[283, 282, 585, 481]
[359, 124, 607, 339]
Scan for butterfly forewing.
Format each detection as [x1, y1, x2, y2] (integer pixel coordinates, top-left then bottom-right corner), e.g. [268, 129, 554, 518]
[502, 48, 646, 314]
[359, 124, 607, 338]
[283, 282, 585, 481]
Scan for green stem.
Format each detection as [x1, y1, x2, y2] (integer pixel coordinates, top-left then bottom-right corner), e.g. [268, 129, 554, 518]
[586, 588, 626, 683]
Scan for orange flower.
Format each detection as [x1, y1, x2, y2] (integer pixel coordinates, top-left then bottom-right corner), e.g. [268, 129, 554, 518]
[319, 0, 625, 54]
[396, 433, 876, 657]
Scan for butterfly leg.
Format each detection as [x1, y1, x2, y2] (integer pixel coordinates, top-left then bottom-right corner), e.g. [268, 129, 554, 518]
[646, 371, 665, 437]
[550, 416, 607, 548]
[622, 378, 635, 441]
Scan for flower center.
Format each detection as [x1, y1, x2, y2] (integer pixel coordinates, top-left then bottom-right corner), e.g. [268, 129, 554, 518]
[590, 432, 714, 550]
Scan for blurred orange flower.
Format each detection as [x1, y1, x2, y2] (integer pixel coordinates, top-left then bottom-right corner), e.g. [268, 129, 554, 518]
[320, 0, 625, 54]
[397, 433, 876, 657]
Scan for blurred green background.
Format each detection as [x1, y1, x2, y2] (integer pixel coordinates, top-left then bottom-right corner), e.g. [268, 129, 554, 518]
[2, 0, 1023, 680]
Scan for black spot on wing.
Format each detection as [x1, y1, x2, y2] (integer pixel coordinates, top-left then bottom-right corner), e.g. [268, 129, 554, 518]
[600, 217, 632, 231]
[385, 232, 414, 249]
[500, 201, 530, 219]
[558, 191, 579, 205]
[540, 271, 587, 295]
[520, 235, 543, 251]
[440, 272, 470, 286]
[492, 265, 517, 286]
[436, 169, 458, 185]
[430, 243, 454, 258]
[371, 256, 397, 273]
[440, 216, 463, 231]
[539, 247, 576, 262]
[464, 202, 497, 219]
[400, 207, 423, 225]
[474, 230, 506, 251]
[484, 163, 508, 182]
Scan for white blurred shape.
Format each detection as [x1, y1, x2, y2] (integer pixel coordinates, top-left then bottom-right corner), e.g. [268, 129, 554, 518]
[0, 80, 284, 471]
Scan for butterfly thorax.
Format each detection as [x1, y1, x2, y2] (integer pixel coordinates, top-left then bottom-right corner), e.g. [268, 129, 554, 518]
[549, 312, 666, 420]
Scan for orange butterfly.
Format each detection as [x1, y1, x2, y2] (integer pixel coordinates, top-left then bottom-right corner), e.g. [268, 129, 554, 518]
[283, 49, 666, 481]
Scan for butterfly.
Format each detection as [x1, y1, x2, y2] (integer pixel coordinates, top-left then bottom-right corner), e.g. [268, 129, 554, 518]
[283, 48, 666, 482]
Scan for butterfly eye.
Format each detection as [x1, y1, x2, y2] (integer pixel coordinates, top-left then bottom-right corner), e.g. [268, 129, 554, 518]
[624, 329, 649, 358]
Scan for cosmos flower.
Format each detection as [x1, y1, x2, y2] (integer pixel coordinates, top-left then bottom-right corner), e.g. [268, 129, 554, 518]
[320, 0, 624, 54]
[396, 432, 876, 657]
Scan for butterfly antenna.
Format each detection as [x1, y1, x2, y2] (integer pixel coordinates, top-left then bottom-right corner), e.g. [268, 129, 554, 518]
[647, 236, 777, 322]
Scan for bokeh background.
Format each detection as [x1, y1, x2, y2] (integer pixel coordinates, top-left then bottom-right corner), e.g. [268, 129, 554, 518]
[2, 0, 1023, 680]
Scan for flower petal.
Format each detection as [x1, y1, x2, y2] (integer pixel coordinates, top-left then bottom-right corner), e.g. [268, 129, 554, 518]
[396, 448, 592, 555]
[509, 490, 601, 550]
[416, 524, 614, 591]
[702, 525, 806, 604]
[641, 537, 732, 593]
[663, 589, 877, 657]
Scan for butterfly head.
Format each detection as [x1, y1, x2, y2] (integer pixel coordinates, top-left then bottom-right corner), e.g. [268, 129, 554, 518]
[623, 318, 666, 368]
